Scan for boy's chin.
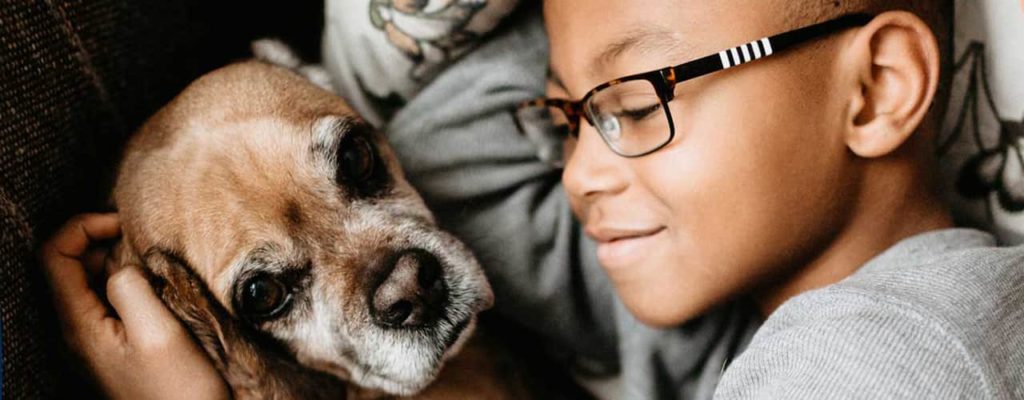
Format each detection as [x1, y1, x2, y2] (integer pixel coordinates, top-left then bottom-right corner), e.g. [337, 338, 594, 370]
[617, 284, 719, 328]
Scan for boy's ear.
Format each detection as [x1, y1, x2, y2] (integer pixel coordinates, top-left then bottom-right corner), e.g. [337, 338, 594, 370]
[842, 11, 940, 158]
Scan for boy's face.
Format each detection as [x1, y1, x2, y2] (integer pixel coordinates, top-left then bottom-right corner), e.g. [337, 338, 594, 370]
[546, 0, 861, 326]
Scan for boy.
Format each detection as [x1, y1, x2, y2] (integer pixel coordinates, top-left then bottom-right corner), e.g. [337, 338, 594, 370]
[527, 0, 1023, 397]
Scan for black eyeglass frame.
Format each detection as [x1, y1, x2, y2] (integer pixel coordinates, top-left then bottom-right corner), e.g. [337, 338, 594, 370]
[515, 13, 875, 158]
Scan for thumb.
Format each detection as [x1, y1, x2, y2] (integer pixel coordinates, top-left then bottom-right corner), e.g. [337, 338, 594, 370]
[106, 266, 188, 347]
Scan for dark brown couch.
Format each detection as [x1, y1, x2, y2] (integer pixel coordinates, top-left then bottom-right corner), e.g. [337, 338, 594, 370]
[1, 2, 323, 398]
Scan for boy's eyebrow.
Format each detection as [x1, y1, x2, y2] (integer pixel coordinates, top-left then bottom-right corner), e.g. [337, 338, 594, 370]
[547, 69, 567, 93]
[590, 26, 689, 80]
[546, 25, 688, 98]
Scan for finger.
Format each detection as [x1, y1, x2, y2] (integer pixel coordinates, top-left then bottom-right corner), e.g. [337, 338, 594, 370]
[42, 255, 109, 334]
[82, 247, 111, 300]
[106, 266, 188, 346]
[45, 213, 120, 259]
[40, 214, 121, 331]
[104, 246, 127, 278]
[82, 247, 109, 277]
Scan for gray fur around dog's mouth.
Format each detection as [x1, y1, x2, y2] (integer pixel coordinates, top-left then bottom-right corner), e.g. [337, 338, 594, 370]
[442, 316, 471, 350]
[349, 313, 481, 395]
[317, 218, 492, 394]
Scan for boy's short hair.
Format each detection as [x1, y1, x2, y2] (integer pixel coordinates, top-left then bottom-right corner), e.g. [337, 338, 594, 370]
[788, 0, 954, 128]
[788, 0, 952, 59]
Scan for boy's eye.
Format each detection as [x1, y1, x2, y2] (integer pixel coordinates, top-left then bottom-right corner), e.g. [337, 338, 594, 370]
[615, 103, 662, 121]
[552, 122, 572, 138]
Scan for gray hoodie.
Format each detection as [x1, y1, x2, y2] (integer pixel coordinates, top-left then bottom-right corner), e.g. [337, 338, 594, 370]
[323, 4, 759, 399]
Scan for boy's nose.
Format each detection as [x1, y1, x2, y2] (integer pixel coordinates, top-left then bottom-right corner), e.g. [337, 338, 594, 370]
[562, 123, 630, 202]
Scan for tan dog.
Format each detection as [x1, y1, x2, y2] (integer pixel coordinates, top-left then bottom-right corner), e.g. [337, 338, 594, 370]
[110, 60, 531, 399]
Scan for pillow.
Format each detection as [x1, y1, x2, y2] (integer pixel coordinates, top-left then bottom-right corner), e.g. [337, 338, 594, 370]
[322, 0, 520, 127]
[939, 0, 1024, 243]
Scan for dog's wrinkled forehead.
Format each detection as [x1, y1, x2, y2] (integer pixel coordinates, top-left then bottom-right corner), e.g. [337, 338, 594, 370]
[114, 61, 429, 291]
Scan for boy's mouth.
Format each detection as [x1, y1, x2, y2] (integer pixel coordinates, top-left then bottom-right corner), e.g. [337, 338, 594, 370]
[589, 226, 666, 270]
[587, 226, 665, 243]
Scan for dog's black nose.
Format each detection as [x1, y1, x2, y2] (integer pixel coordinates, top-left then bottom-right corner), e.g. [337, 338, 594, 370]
[370, 249, 447, 328]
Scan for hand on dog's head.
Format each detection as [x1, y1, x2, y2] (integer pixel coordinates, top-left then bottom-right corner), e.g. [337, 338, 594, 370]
[111, 60, 493, 398]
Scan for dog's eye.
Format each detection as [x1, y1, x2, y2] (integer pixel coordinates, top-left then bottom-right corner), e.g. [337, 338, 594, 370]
[239, 275, 291, 320]
[332, 124, 391, 197]
[339, 135, 375, 183]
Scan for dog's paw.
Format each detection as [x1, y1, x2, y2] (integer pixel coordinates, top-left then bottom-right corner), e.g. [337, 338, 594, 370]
[461, 0, 488, 8]
[251, 38, 335, 92]
[252, 38, 302, 69]
[297, 65, 334, 92]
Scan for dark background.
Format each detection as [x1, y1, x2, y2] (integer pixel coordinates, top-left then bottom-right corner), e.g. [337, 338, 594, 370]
[1, 1, 323, 398]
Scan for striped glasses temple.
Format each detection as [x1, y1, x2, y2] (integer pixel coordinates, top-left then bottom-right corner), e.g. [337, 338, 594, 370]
[675, 13, 874, 81]
[719, 37, 774, 69]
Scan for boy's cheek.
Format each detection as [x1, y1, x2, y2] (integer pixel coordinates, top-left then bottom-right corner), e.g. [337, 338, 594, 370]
[606, 244, 712, 327]
[564, 190, 588, 225]
[609, 243, 751, 328]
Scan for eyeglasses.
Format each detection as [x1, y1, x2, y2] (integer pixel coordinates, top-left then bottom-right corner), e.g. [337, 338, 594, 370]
[514, 13, 873, 167]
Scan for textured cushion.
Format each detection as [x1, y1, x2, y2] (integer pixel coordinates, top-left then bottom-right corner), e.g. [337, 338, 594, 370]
[0, 1, 322, 398]
[0, 320, 3, 396]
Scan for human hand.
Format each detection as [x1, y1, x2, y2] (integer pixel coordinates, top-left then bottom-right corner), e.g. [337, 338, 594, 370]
[40, 213, 230, 400]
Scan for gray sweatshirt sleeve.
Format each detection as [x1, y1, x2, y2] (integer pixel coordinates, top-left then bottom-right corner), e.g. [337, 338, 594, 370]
[327, 6, 761, 399]
[714, 290, 987, 399]
[383, 6, 620, 361]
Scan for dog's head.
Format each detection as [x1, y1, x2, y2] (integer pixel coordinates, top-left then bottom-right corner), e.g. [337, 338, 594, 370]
[112, 61, 493, 395]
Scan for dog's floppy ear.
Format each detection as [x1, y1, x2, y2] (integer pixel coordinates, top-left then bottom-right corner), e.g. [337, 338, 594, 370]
[141, 250, 350, 400]
[141, 249, 271, 396]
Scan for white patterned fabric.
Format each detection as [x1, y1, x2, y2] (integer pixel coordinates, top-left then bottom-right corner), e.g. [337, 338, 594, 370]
[938, 0, 1024, 243]
[322, 0, 519, 127]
